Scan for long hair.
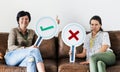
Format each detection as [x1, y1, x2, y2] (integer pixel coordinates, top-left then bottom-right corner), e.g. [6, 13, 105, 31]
[89, 15, 103, 31]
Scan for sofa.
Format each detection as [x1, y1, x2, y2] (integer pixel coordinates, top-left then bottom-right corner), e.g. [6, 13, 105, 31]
[0, 31, 120, 72]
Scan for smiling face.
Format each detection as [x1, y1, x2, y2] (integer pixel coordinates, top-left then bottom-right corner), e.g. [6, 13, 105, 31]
[90, 19, 101, 33]
[18, 15, 29, 29]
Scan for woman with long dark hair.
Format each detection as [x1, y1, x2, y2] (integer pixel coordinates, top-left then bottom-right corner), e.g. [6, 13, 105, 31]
[74, 15, 116, 72]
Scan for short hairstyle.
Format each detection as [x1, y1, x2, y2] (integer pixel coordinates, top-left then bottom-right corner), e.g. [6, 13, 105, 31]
[16, 11, 31, 24]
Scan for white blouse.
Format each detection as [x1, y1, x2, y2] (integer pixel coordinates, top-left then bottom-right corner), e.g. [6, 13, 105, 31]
[83, 31, 112, 60]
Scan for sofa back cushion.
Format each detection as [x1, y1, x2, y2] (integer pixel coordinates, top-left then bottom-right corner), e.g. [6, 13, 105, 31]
[58, 31, 83, 58]
[39, 37, 57, 59]
[0, 33, 8, 56]
[0, 33, 56, 59]
[108, 31, 120, 59]
[58, 31, 120, 59]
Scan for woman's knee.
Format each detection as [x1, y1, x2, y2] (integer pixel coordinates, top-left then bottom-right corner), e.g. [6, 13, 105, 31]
[30, 48, 40, 53]
[97, 61, 106, 67]
[5, 59, 18, 66]
[97, 61, 106, 72]
[90, 55, 98, 62]
[26, 56, 37, 72]
[27, 55, 35, 63]
[5, 54, 18, 66]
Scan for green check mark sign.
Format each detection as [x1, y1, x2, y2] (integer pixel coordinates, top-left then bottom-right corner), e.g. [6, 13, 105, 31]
[40, 26, 54, 31]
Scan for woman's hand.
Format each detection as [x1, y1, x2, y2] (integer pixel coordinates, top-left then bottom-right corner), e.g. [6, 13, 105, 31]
[80, 60, 89, 65]
[0, 52, 3, 59]
[69, 49, 76, 57]
[69, 50, 72, 55]
[30, 45, 39, 48]
[56, 16, 60, 24]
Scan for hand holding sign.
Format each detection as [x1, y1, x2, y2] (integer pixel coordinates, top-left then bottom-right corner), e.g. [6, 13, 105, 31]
[56, 15, 60, 24]
[62, 23, 86, 63]
[34, 17, 58, 47]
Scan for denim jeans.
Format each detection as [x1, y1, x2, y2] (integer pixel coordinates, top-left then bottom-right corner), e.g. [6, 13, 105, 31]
[89, 51, 116, 72]
[4, 47, 43, 72]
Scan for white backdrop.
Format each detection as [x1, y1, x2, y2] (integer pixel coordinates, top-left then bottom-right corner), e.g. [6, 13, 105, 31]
[0, 0, 120, 33]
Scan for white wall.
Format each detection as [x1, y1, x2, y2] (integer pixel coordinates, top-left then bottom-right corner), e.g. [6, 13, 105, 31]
[0, 0, 120, 33]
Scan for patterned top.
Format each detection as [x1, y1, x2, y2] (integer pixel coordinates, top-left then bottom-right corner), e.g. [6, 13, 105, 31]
[7, 27, 36, 52]
[83, 31, 112, 60]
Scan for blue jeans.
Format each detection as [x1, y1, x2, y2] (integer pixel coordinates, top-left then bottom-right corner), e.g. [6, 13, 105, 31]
[4, 47, 43, 72]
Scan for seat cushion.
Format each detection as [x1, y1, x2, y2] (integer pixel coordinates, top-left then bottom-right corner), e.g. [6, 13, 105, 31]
[107, 65, 120, 72]
[58, 58, 89, 72]
[44, 59, 57, 72]
[0, 65, 26, 72]
[58, 63, 89, 72]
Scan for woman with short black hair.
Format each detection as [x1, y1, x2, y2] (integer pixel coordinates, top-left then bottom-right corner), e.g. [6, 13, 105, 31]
[5, 11, 45, 72]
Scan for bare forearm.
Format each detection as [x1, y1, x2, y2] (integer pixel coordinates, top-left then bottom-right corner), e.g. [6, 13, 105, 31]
[76, 53, 86, 58]
[98, 45, 108, 52]
[76, 48, 86, 58]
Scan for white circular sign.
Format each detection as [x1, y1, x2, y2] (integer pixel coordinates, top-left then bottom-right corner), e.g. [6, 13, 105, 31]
[62, 23, 86, 47]
[36, 17, 58, 39]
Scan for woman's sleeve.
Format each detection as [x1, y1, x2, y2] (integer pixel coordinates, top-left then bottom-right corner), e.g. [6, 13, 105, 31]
[102, 32, 111, 47]
[83, 35, 89, 49]
[8, 28, 22, 51]
[32, 32, 38, 45]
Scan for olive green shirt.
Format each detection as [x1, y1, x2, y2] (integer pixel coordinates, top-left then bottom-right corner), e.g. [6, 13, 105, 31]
[7, 27, 36, 52]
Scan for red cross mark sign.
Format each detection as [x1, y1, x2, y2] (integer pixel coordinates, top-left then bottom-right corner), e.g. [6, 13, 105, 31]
[62, 23, 86, 63]
[68, 30, 79, 41]
[62, 23, 86, 47]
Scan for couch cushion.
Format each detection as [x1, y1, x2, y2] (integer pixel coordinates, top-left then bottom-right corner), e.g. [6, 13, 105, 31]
[107, 65, 120, 72]
[39, 37, 57, 59]
[0, 65, 26, 72]
[106, 60, 120, 72]
[58, 31, 120, 59]
[44, 59, 57, 72]
[58, 64, 89, 72]
[0, 33, 8, 56]
[58, 32, 83, 58]
[0, 33, 8, 64]
[58, 58, 89, 72]
[108, 31, 120, 59]
[0, 32, 57, 59]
